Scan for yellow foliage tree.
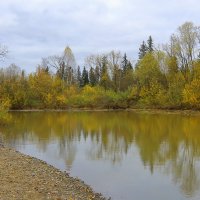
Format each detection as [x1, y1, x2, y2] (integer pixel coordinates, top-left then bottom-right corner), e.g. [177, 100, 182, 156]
[183, 79, 200, 108]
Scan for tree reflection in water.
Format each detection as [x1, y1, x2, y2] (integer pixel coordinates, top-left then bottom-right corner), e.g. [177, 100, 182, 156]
[1, 111, 200, 197]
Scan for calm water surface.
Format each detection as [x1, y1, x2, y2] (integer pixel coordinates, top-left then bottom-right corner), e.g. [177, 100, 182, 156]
[1, 111, 200, 200]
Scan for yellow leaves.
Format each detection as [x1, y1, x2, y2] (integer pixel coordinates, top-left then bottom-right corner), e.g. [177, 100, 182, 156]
[183, 78, 200, 108]
[44, 93, 68, 109]
[28, 70, 68, 108]
[72, 85, 98, 108]
[139, 81, 167, 106]
[56, 95, 67, 107]
[66, 85, 78, 97]
[166, 56, 178, 75]
[166, 72, 185, 107]
[28, 71, 52, 99]
[44, 93, 53, 108]
[0, 97, 11, 111]
[66, 85, 127, 108]
[192, 61, 200, 79]
[128, 86, 138, 100]
[82, 85, 98, 97]
[0, 97, 11, 124]
[136, 53, 163, 89]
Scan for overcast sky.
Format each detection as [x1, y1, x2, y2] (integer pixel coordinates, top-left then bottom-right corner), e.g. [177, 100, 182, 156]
[0, 0, 199, 72]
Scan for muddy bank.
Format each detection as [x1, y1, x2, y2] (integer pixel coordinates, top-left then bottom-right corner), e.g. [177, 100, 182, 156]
[0, 145, 107, 200]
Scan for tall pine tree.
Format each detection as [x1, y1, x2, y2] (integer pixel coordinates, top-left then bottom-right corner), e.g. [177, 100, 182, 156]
[147, 36, 154, 52]
[81, 67, 89, 87]
[122, 53, 128, 73]
[89, 67, 96, 86]
[138, 41, 148, 59]
[77, 66, 82, 87]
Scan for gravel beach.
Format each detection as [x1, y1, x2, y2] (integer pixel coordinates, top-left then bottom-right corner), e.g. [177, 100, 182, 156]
[0, 145, 107, 200]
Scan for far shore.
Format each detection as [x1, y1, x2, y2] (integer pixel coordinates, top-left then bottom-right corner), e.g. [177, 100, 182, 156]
[8, 108, 200, 115]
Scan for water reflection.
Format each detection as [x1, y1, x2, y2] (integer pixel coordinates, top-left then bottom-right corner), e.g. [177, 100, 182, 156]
[1, 111, 200, 199]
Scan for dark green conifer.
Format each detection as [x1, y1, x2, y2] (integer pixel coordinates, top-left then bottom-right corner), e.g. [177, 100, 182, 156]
[147, 36, 154, 52]
[77, 66, 82, 87]
[89, 67, 96, 86]
[122, 53, 128, 73]
[81, 67, 89, 86]
[138, 41, 148, 59]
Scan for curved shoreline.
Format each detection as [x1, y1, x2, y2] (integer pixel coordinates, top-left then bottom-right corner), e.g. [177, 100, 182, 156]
[0, 144, 107, 200]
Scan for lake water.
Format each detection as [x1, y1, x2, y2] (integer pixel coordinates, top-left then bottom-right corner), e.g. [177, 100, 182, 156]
[1, 111, 200, 200]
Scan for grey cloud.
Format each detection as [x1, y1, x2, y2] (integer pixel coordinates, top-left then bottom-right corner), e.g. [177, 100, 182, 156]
[0, 0, 199, 72]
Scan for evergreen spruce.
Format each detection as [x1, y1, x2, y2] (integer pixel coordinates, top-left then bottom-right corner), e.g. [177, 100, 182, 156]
[89, 67, 96, 86]
[101, 56, 108, 76]
[147, 36, 154, 52]
[127, 61, 133, 70]
[122, 53, 128, 73]
[138, 41, 148, 59]
[81, 67, 89, 86]
[77, 66, 82, 87]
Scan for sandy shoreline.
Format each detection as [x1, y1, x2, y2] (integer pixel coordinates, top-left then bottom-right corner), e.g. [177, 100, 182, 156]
[0, 144, 107, 200]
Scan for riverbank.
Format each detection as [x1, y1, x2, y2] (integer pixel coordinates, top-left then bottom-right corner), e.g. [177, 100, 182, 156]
[9, 107, 200, 116]
[0, 144, 107, 200]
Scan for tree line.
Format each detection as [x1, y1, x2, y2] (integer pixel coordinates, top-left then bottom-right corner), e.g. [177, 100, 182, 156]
[1, 21, 200, 110]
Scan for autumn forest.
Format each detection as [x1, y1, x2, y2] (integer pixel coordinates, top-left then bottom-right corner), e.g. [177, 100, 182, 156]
[1, 22, 200, 111]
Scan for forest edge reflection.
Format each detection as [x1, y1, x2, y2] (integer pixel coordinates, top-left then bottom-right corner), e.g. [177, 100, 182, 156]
[1, 111, 200, 198]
